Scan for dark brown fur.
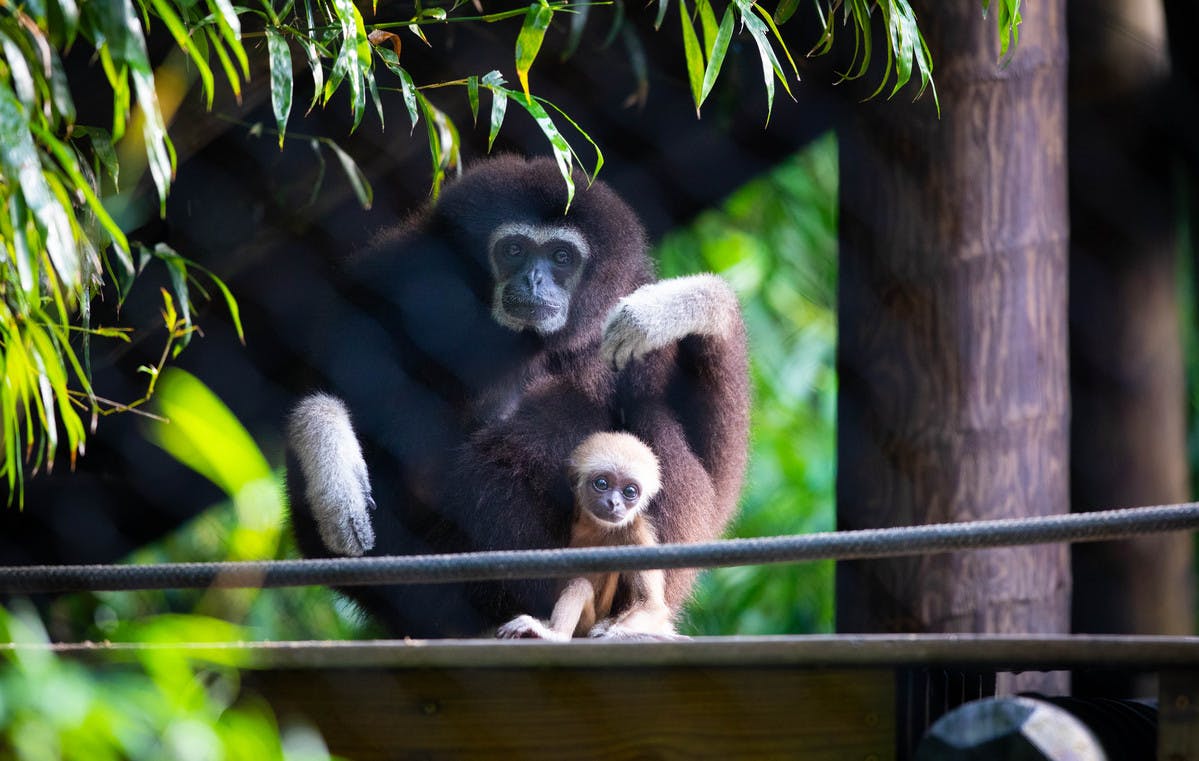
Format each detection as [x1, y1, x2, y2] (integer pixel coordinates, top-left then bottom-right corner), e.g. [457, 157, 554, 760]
[286, 155, 750, 636]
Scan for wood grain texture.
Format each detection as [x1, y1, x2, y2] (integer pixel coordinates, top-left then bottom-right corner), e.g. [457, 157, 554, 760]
[247, 666, 893, 760]
[835, 0, 1071, 652]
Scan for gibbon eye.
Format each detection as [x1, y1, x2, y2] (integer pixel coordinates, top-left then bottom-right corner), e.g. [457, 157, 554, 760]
[592, 477, 609, 492]
[552, 249, 572, 265]
[622, 484, 640, 501]
[505, 242, 523, 258]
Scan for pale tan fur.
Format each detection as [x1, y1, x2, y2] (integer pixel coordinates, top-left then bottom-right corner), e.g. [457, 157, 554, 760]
[497, 432, 680, 641]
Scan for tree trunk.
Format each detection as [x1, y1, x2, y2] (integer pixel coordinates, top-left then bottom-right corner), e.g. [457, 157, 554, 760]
[1069, 0, 1194, 696]
[835, 2, 1070, 692]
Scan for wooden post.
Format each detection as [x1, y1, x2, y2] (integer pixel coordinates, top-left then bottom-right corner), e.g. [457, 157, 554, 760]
[1068, 0, 1195, 696]
[835, 1, 1071, 694]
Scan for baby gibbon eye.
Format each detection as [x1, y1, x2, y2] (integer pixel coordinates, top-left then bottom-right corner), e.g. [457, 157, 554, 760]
[592, 476, 609, 492]
[506, 243, 523, 258]
[622, 484, 640, 501]
[552, 249, 572, 265]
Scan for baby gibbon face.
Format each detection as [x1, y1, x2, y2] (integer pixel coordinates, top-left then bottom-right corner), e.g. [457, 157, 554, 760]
[580, 468, 645, 526]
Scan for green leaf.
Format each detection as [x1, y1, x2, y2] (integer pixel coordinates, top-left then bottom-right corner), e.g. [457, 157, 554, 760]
[73, 127, 119, 189]
[298, 35, 324, 114]
[696, 0, 718, 56]
[468, 75, 480, 125]
[734, 0, 793, 122]
[498, 86, 575, 209]
[149, 369, 272, 497]
[206, 23, 242, 101]
[484, 73, 509, 151]
[515, 2, 553, 102]
[699, 6, 734, 105]
[653, 0, 669, 31]
[375, 48, 419, 132]
[0, 31, 36, 106]
[679, 0, 704, 114]
[773, 0, 800, 26]
[322, 139, 373, 209]
[147, 0, 215, 108]
[266, 27, 293, 148]
[418, 93, 460, 198]
[152, 243, 193, 349]
[53, 0, 80, 47]
[206, 0, 248, 77]
[0, 83, 76, 293]
[30, 124, 132, 275]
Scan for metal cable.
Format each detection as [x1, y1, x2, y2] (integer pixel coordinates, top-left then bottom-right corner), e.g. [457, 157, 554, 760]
[2, 502, 1198, 594]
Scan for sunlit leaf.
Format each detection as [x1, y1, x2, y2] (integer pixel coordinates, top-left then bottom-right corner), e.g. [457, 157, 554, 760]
[0, 82, 76, 293]
[467, 74, 480, 124]
[483, 71, 508, 151]
[30, 123, 132, 274]
[699, 6, 734, 105]
[206, 0, 248, 77]
[148, 369, 272, 498]
[375, 47, 419, 132]
[695, 0, 718, 57]
[265, 27, 293, 148]
[679, 0, 704, 114]
[515, 1, 553, 102]
[147, 0, 215, 107]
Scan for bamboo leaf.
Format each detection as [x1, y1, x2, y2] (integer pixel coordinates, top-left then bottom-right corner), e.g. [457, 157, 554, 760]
[322, 139, 373, 209]
[206, 0, 248, 77]
[653, 0, 669, 31]
[679, 0, 704, 114]
[31, 124, 132, 274]
[696, 0, 718, 56]
[151, 243, 192, 350]
[515, 1, 553, 103]
[375, 47, 419, 132]
[468, 74, 480, 125]
[773, 0, 800, 26]
[698, 6, 734, 105]
[418, 93, 459, 197]
[0, 83, 76, 293]
[496, 86, 575, 209]
[0, 31, 36, 106]
[206, 24, 242, 101]
[147, 0, 215, 107]
[52, 0, 80, 47]
[484, 73, 508, 151]
[73, 126, 119, 189]
[266, 26, 293, 147]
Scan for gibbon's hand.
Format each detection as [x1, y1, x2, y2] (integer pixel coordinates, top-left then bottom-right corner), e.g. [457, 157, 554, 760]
[601, 274, 739, 371]
[496, 614, 569, 641]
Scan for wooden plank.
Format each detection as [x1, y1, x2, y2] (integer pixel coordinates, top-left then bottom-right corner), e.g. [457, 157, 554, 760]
[29, 634, 1199, 671]
[247, 666, 894, 761]
[1160, 670, 1199, 761]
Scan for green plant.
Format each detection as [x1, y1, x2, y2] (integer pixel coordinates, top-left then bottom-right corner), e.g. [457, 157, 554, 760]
[0, 603, 338, 760]
[662, 132, 839, 635]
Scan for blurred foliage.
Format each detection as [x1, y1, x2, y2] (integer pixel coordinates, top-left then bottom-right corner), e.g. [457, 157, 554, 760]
[48, 368, 372, 643]
[665, 132, 839, 635]
[0, 603, 337, 761]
